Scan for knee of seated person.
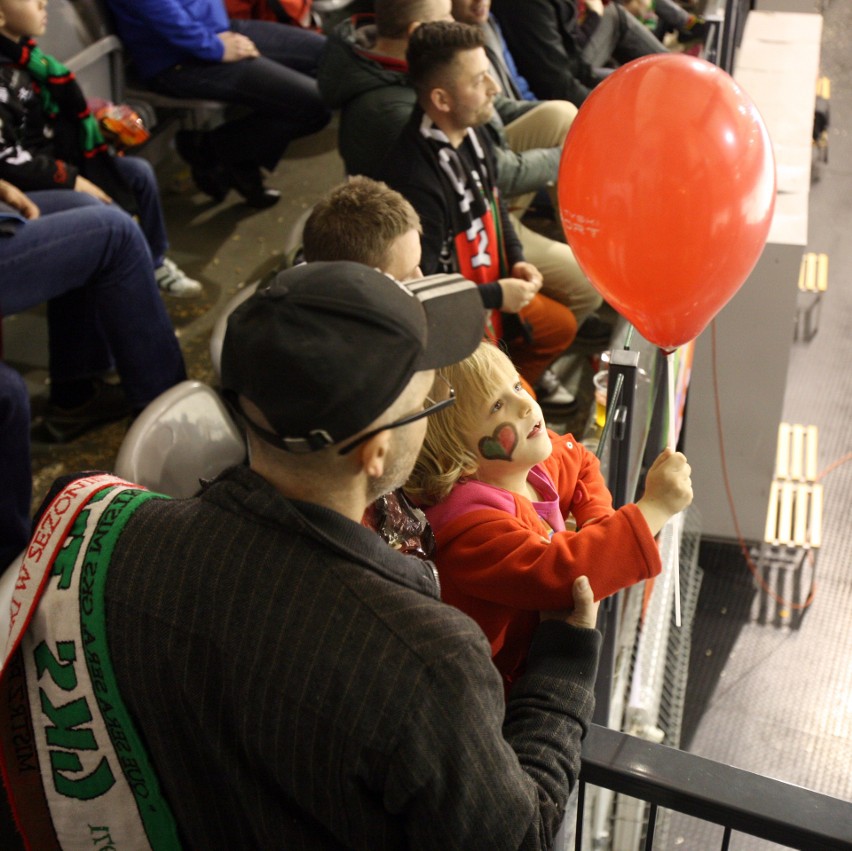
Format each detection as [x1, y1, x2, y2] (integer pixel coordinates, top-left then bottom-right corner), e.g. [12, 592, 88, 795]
[516, 100, 577, 147]
[537, 99, 578, 134]
[115, 153, 157, 182]
[87, 203, 151, 250]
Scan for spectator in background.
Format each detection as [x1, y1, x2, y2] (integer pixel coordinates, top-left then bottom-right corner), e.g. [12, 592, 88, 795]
[225, 0, 315, 28]
[0, 179, 186, 560]
[0, 2, 203, 297]
[0, 361, 30, 569]
[380, 21, 580, 404]
[106, 0, 330, 207]
[302, 175, 445, 560]
[450, 0, 606, 335]
[302, 175, 426, 283]
[319, 0, 602, 376]
[452, 0, 535, 99]
[490, 0, 667, 106]
[618, 0, 710, 46]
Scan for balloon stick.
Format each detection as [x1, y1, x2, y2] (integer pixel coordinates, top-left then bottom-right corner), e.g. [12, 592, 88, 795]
[667, 351, 682, 628]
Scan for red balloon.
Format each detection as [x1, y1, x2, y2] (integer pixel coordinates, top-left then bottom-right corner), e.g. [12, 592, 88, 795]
[558, 54, 776, 351]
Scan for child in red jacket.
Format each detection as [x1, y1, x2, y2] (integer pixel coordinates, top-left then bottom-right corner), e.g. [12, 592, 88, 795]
[406, 341, 693, 695]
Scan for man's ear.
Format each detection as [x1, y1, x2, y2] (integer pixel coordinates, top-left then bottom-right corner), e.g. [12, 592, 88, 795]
[407, 20, 422, 38]
[430, 85, 453, 114]
[357, 429, 392, 479]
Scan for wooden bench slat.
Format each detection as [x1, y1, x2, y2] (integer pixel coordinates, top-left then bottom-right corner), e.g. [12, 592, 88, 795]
[776, 423, 791, 480]
[794, 485, 809, 547]
[817, 253, 829, 292]
[765, 480, 781, 544]
[797, 253, 829, 293]
[810, 484, 823, 549]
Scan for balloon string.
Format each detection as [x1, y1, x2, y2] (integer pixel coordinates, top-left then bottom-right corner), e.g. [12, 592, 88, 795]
[666, 351, 682, 628]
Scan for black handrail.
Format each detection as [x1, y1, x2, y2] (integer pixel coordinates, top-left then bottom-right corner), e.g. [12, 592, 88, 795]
[577, 724, 852, 850]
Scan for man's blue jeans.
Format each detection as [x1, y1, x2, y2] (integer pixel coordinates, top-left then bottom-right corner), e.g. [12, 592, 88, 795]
[0, 362, 30, 568]
[0, 191, 186, 407]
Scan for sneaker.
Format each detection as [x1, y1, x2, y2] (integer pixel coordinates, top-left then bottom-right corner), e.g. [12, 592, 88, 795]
[536, 368, 577, 409]
[155, 257, 204, 298]
[31, 380, 131, 444]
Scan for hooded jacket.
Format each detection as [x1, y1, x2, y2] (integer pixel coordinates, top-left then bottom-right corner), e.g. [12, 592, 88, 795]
[424, 432, 662, 694]
[317, 15, 561, 198]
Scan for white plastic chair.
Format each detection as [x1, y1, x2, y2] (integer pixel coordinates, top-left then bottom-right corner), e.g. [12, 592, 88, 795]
[114, 381, 246, 498]
[209, 207, 313, 379]
[209, 283, 258, 381]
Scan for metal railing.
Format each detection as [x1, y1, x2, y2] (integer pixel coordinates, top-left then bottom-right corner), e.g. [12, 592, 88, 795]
[575, 724, 852, 850]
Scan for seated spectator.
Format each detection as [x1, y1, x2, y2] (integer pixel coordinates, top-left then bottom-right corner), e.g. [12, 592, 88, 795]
[379, 21, 579, 404]
[0, 9, 202, 296]
[406, 340, 694, 694]
[0, 178, 186, 561]
[490, 0, 667, 106]
[2, 260, 603, 848]
[303, 175, 445, 558]
[451, 0, 606, 332]
[106, 0, 331, 207]
[226, 0, 315, 27]
[619, 0, 710, 45]
[319, 0, 602, 357]
[453, 0, 536, 101]
[0, 361, 29, 569]
[302, 175, 428, 282]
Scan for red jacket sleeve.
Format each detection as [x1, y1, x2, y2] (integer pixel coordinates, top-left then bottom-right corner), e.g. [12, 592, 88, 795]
[547, 435, 616, 528]
[434, 501, 661, 611]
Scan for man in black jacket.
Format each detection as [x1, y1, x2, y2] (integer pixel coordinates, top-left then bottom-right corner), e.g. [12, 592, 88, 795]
[11, 262, 603, 849]
[379, 21, 582, 398]
[491, 0, 666, 105]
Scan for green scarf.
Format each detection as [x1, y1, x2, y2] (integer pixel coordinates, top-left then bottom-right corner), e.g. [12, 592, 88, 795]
[3, 35, 106, 157]
[0, 475, 182, 849]
[0, 34, 138, 213]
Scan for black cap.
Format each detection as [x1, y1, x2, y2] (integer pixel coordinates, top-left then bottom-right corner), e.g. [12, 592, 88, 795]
[220, 261, 486, 452]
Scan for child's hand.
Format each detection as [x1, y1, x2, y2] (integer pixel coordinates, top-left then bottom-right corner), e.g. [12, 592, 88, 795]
[636, 448, 693, 536]
[74, 176, 112, 204]
[498, 278, 539, 313]
[540, 576, 600, 631]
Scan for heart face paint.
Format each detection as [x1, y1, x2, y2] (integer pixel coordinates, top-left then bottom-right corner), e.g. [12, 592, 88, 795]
[478, 422, 519, 461]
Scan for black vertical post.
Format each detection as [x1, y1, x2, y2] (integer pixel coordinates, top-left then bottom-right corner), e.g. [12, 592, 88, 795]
[593, 350, 639, 726]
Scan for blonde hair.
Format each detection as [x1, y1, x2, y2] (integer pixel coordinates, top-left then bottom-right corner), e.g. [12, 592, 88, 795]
[406, 341, 517, 505]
